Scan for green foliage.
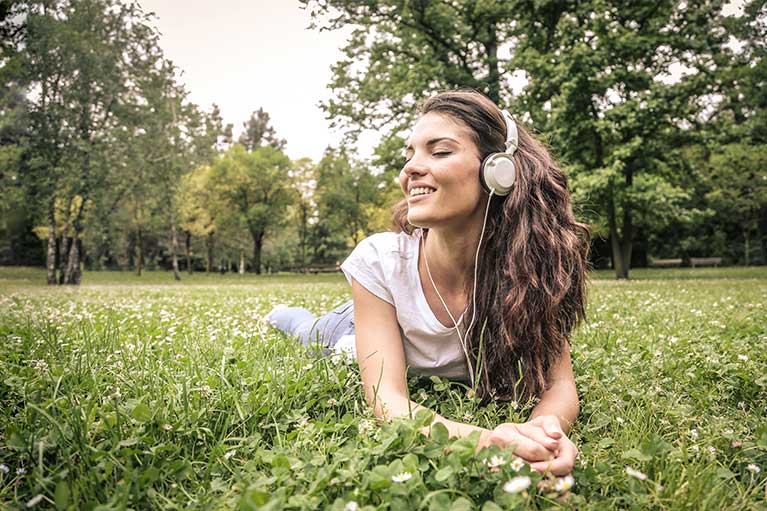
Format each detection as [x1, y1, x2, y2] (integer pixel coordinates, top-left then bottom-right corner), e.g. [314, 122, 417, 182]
[0, 269, 765, 509]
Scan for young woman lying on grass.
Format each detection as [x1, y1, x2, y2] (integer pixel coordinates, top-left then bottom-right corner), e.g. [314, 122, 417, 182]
[266, 89, 589, 476]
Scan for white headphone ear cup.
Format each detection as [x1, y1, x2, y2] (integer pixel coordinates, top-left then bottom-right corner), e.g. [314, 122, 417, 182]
[480, 153, 516, 196]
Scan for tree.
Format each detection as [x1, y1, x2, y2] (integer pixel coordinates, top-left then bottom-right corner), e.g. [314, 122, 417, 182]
[289, 157, 317, 268]
[704, 143, 767, 265]
[238, 107, 286, 151]
[211, 144, 294, 274]
[6, 0, 166, 284]
[301, 0, 518, 139]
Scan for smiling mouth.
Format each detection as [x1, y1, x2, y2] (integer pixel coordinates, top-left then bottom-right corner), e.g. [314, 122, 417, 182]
[409, 187, 436, 197]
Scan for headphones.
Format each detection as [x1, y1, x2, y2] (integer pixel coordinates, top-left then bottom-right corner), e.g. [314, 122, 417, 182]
[479, 110, 519, 196]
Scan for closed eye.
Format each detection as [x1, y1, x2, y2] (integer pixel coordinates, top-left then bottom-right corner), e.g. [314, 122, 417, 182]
[433, 151, 451, 157]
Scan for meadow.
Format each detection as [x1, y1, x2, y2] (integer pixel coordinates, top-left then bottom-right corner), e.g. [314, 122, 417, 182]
[1, 267, 765, 510]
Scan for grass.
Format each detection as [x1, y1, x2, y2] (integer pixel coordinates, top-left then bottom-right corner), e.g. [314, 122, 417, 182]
[1, 267, 765, 510]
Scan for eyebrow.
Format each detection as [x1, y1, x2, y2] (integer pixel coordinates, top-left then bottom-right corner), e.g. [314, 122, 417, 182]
[404, 137, 459, 153]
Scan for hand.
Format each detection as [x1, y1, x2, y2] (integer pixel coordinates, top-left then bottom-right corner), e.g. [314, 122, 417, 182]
[477, 422, 557, 462]
[517, 415, 579, 476]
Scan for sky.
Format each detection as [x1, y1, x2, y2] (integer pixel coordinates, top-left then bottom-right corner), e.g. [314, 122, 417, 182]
[139, 0, 358, 162]
[139, 0, 746, 163]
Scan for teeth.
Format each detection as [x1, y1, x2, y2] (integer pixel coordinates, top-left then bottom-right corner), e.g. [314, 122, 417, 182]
[409, 187, 435, 197]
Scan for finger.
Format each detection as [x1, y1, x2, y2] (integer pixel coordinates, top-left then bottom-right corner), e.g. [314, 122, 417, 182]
[515, 422, 559, 451]
[529, 440, 577, 476]
[529, 415, 564, 439]
[491, 432, 556, 463]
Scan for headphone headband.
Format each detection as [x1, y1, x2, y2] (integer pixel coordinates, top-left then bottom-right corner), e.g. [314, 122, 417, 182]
[502, 110, 518, 153]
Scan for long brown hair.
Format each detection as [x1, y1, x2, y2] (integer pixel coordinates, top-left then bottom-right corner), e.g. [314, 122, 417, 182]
[392, 90, 590, 405]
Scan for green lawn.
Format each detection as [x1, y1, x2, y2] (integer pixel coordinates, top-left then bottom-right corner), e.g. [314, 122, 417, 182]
[1, 267, 765, 510]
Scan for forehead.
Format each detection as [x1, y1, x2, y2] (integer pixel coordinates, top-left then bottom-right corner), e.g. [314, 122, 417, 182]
[405, 112, 474, 148]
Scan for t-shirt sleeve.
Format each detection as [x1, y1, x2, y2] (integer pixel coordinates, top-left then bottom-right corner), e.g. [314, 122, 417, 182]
[340, 233, 395, 305]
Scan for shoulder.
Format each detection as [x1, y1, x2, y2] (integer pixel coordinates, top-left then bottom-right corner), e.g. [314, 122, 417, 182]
[357, 230, 418, 259]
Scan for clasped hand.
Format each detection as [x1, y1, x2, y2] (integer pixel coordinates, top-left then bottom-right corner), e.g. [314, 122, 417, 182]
[478, 415, 578, 476]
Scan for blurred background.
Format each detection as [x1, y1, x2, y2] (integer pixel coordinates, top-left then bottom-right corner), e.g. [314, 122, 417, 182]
[0, 0, 764, 283]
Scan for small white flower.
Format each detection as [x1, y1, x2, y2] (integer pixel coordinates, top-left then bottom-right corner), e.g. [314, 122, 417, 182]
[625, 466, 647, 480]
[616, 417, 625, 424]
[16, 467, 26, 475]
[555, 474, 575, 492]
[510, 457, 525, 472]
[737, 354, 748, 361]
[392, 471, 412, 483]
[746, 464, 760, 474]
[344, 501, 359, 511]
[510, 401, 519, 411]
[690, 428, 698, 440]
[0, 464, 8, 473]
[708, 446, 716, 454]
[327, 398, 339, 406]
[162, 423, 173, 431]
[26, 494, 44, 507]
[462, 411, 474, 421]
[690, 445, 700, 452]
[224, 450, 236, 460]
[503, 476, 531, 493]
[302, 362, 314, 371]
[487, 455, 506, 468]
[723, 428, 734, 435]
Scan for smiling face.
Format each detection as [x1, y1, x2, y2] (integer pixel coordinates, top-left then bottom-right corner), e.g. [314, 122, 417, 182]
[399, 112, 486, 230]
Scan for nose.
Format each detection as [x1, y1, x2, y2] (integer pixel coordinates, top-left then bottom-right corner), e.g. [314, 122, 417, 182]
[402, 154, 428, 177]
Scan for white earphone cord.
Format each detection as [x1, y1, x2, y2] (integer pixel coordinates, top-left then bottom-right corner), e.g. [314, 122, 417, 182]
[422, 188, 495, 391]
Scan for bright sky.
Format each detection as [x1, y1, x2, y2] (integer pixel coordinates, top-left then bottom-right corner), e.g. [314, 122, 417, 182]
[138, 0, 359, 162]
[139, 0, 746, 163]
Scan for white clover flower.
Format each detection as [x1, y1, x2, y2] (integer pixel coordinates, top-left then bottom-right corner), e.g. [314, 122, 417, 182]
[625, 467, 647, 481]
[327, 398, 339, 407]
[690, 445, 700, 452]
[162, 423, 173, 431]
[224, 450, 236, 460]
[510, 457, 525, 472]
[737, 354, 748, 361]
[746, 464, 760, 474]
[302, 362, 314, 371]
[708, 446, 716, 454]
[391, 471, 412, 483]
[510, 401, 519, 411]
[358, 419, 374, 434]
[690, 428, 698, 440]
[616, 417, 625, 424]
[503, 476, 531, 494]
[16, 467, 26, 475]
[555, 474, 575, 492]
[344, 502, 359, 511]
[0, 464, 8, 473]
[723, 428, 734, 435]
[487, 455, 506, 469]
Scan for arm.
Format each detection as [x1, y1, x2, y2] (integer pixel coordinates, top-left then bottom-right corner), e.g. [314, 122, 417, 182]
[529, 341, 580, 434]
[351, 278, 485, 439]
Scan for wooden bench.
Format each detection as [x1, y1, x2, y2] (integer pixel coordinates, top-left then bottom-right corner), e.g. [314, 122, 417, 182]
[649, 258, 683, 268]
[690, 257, 722, 268]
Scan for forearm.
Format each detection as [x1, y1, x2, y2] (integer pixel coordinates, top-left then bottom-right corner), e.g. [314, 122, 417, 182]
[529, 379, 580, 434]
[370, 389, 487, 439]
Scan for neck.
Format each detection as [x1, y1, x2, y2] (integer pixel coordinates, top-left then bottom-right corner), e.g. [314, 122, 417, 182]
[421, 218, 484, 295]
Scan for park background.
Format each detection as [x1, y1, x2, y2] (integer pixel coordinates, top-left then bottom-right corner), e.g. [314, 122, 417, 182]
[0, 0, 765, 282]
[1, 1, 766, 510]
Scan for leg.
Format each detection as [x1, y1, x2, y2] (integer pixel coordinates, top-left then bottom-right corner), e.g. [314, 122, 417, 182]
[266, 300, 355, 349]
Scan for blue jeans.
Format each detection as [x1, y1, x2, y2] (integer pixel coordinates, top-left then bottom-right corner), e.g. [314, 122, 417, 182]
[267, 299, 355, 351]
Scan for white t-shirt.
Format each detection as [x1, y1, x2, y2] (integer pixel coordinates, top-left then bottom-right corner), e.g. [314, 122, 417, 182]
[340, 229, 471, 383]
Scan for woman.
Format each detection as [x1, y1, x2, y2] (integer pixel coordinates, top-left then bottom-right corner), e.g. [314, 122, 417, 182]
[267, 90, 589, 476]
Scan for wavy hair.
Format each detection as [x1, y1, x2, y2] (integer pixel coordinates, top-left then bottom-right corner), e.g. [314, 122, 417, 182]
[392, 90, 590, 404]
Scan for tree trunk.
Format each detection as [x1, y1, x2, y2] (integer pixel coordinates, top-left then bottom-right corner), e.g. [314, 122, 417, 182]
[63, 198, 86, 285]
[136, 226, 143, 277]
[484, 22, 500, 104]
[46, 196, 57, 285]
[170, 222, 181, 281]
[607, 194, 629, 279]
[185, 231, 193, 275]
[252, 232, 263, 274]
[744, 229, 750, 266]
[206, 232, 215, 273]
[238, 250, 245, 274]
[58, 196, 74, 284]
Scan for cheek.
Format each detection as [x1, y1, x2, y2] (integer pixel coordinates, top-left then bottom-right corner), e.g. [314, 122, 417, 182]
[398, 171, 408, 194]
